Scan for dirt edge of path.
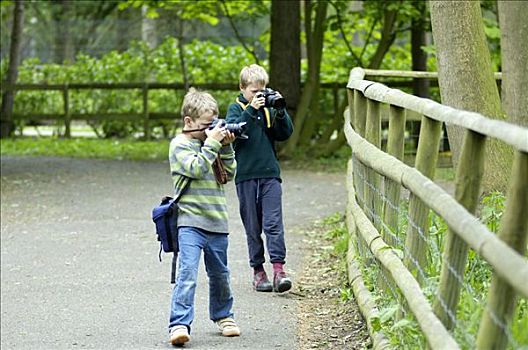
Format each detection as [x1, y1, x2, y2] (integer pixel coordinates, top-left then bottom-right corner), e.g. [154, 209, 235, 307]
[295, 218, 371, 350]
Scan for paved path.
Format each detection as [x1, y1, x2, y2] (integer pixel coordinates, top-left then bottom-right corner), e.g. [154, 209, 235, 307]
[1, 156, 347, 349]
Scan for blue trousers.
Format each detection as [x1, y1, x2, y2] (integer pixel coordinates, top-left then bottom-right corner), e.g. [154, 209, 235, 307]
[168, 226, 234, 332]
[236, 178, 286, 268]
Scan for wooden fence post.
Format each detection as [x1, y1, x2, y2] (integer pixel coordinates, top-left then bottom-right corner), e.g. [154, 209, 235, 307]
[364, 99, 382, 227]
[347, 89, 355, 128]
[63, 85, 71, 138]
[363, 99, 382, 271]
[353, 90, 368, 215]
[383, 105, 406, 246]
[354, 90, 367, 137]
[476, 151, 528, 349]
[403, 116, 442, 285]
[143, 83, 150, 140]
[433, 130, 486, 330]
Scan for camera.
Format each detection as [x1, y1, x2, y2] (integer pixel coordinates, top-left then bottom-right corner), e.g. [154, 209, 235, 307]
[255, 88, 286, 109]
[208, 118, 249, 139]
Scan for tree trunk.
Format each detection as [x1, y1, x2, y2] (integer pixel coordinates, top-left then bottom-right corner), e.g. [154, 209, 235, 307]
[270, 0, 300, 119]
[411, 3, 429, 98]
[411, 2, 430, 152]
[116, 6, 133, 52]
[1, 0, 24, 139]
[298, 85, 321, 146]
[367, 6, 398, 69]
[429, 0, 512, 192]
[498, 0, 528, 127]
[176, 18, 189, 90]
[280, 0, 327, 156]
[54, 0, 74, 63]
[141, 5, 157, 49]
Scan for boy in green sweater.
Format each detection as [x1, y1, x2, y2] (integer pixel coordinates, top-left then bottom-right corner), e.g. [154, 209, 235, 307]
[225, 64, 294, 293]
[167, 88, 240, 345]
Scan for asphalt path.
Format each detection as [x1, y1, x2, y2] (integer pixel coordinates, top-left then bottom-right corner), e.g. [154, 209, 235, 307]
[1, 156, 347, 350]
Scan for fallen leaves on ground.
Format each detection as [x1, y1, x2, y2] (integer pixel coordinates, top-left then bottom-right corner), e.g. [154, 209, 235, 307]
[296, 225, 371, 349]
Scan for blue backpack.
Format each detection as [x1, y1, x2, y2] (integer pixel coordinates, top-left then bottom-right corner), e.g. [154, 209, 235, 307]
[152, 176, 191, 283]
[152, 196, 179, 253]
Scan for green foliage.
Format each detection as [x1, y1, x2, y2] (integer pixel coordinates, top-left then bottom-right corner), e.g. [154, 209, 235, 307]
[352, 189, 526, 349]
[322, 213, 349, 256]
[314, 212, 353, 304]
[480, 191, 505, 233]
[1, 37, 257, 138]
[340, 287, 354, 302]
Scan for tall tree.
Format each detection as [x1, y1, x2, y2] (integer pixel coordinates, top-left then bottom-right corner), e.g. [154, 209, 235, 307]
[429, 0, 512, 192]
[308, 0, 410, 156]
[498, 0, 528, 127]
[141, 4, 157, 49]
[367, 1, 400, 69]
[410, 1, 430, 149]
[1, 0, 24, 138]
[270, 0, 300, 119]
[281, 0, 328, 156]
[53, 0, 74, 63]
[411, 1, 429, 98]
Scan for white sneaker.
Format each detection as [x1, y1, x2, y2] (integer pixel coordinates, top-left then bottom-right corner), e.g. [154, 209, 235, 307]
[170, 325, 190, 345]
[216, 317, 241, 337]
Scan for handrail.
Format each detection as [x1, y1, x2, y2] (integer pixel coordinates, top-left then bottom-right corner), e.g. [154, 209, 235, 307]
[345, 67, 527, 349]
[347, 68, 528, 152]
[344, 113, 528, 297]
[360, 68, 502, 80]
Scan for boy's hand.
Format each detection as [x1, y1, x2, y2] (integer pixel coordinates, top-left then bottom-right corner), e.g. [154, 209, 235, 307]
[250, 93, 266, 110]
[205, 122, 226, 143]
[221, 131, 236, 145]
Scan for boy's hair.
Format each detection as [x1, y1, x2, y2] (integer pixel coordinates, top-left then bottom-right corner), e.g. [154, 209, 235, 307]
[181, 87, 218, 120]
[239, 64, 269, 89]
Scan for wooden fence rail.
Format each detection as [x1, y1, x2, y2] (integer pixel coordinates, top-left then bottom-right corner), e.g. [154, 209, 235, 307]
[344, 67, 527, 349]
[2, 81, 361, 139]
[1, 82, 237, 139]
[2, 77, 451, 141]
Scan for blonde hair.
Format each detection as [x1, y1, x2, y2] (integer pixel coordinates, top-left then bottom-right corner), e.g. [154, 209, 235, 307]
[181, 87, 218, 120]
[239, 64, 269, 89]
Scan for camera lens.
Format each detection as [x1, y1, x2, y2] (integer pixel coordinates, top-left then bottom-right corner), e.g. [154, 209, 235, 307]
[269, 96, 286, 109]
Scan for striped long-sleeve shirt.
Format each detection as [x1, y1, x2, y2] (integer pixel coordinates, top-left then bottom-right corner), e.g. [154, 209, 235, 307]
[168, 134, 236, 234]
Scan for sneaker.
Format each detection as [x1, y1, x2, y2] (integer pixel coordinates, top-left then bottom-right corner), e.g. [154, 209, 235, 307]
[216, 317, 241, 337]
[273, 271, 292, 293]
[253, 271, 273, 292]
[170, 325, 190, 346]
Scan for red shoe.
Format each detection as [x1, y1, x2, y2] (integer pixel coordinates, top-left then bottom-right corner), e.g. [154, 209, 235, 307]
[253, 271, 273, 292]
[273, 271, 292, 293]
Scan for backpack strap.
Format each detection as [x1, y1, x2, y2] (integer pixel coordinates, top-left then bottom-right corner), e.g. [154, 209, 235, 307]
[169, 176, 192, 284]
[236, 97, 271, 128]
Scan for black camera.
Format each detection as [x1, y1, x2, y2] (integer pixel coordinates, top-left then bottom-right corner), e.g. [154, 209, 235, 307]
[256, 88, 286, 109]
[208, 118, 249, 139]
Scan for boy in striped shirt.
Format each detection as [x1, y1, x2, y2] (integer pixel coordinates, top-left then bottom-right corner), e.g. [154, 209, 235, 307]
[167, 88, 240, 346]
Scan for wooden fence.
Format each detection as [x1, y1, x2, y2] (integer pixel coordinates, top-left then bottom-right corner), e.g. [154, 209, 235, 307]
[2, 81, 356, 139]
[3, 77, 449, 140]
[344, 67, 527, 349]
[2, 82, 237, 139]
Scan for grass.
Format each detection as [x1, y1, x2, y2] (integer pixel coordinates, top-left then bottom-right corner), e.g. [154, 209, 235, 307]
[0, 136, 355, 171]
[1, 136, 457, 179]
[1, 137, 170, 162]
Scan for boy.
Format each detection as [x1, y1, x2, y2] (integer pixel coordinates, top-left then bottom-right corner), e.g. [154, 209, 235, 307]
[167, 88, 240, 346]
[225, 64, 294, 293]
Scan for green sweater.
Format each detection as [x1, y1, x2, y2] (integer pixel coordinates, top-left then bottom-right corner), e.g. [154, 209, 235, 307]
[169, 134, 236, 233]
[225, 93, 293, 184]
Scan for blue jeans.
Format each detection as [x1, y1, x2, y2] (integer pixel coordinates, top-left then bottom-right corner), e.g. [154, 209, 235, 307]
[168, 226, 233, 332]
[236, 178, 286, 268]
